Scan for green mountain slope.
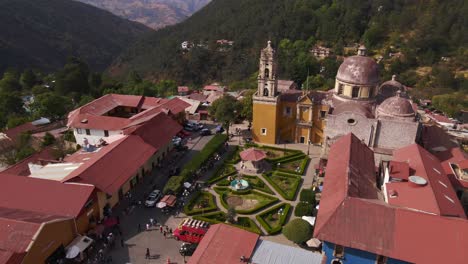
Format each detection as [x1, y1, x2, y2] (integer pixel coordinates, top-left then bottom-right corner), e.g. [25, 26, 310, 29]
[0, 0, 152, 72]
[110, 0, 467, 86]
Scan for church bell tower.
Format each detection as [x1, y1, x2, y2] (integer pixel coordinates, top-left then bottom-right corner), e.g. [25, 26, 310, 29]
[257, 41, 278, 97]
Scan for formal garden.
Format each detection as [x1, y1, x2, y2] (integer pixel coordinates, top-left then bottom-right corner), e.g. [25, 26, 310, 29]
[177, 140, 318, 238]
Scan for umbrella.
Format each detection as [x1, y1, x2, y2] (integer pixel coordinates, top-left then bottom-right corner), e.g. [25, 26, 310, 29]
[156, 202, 167, 208]
[306, 238, 322, 248]
[184, 182, 192, 189]
[66, 245, 80, 259]
[301, 216, 316, 226]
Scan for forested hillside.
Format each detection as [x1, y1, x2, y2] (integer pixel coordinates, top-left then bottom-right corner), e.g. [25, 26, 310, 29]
[77, 0, 211, 29]
[0, 0, 152, 72]
[111, 0, 467, 99]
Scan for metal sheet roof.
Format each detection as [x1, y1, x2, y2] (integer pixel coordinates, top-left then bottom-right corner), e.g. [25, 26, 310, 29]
[251, 239, 322, 264]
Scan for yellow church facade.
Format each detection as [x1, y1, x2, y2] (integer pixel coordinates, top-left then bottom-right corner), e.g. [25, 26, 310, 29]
[252, 41, 328, 145]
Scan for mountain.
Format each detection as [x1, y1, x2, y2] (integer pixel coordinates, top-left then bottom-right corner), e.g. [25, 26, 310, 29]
[109, 0, 467, 88]
[0, 0, 152, 72]
[76, 0, 211, 29]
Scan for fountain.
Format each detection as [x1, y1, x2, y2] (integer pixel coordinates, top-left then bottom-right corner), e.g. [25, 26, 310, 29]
[230, 176, 249, 191]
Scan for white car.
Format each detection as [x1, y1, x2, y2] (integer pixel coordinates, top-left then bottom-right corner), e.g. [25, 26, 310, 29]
[145, 190, 162, 207]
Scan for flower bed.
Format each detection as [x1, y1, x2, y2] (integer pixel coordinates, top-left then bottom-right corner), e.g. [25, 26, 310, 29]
[256, 203, 291, 234]
[220, 189, 278, 214]
[242, 175, 274, 194]
[184, 191, 218, 216]
[276, 156, 310, 175]
[262, 171, 302, 201]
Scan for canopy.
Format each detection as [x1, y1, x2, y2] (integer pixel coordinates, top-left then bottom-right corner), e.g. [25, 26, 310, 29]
[240, 148, 266, 162]
[302, 216, 316, 226]
[65, 235, 94, 259]
[156, 202, 167, 208]
[306, 238, 322, 248]
[160, 195, 177, 207]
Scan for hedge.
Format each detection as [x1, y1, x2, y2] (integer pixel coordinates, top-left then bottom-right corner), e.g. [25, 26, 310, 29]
[163, 175, 184, 194]
[216, 179, 231, 186]
[220, 190, 279, 214]
[192, 214, 262, 234]
[275, 156, 310, 175]
[256, 203, 291, 234]
[224, 145, 241, 164]
[294, 202, 314, 217]
[213, 186, 229, 195]
[192, 211, 227, 223]
[207, 165, 237, 184]
[183, 191, 218, 216]
[269, 152, 305, 164]
[261, 172, 302, 201]
[164, 134, 227, 193]
[242, 175, 274, 194]
[299, 189, 316, 205]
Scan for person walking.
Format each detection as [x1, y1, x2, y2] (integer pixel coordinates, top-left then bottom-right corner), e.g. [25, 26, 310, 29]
[146, 248, 150, 259]
[169, 228, 172, 234]
[163, 230, 167, 239]
[159, 226, 163, 233]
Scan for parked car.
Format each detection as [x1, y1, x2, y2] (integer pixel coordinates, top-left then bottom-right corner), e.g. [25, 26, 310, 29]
[179, 242, 198, 256]
[200, 128, 211, 136]
[172, 136, 182, 146]
[215, 126, 224, 134]
[173, 218, 209, 243]
[145, 190, 162, 207]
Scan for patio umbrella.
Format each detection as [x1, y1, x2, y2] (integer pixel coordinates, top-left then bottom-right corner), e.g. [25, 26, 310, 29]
[65, 246, 80, 259]
[184, 182, 192, 189]
[156, 202, 167, 208]
[306, 238, 322, 248]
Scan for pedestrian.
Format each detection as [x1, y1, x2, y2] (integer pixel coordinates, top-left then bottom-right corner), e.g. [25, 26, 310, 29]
[163, 230, 167, 239]
[150, 218, 154, 226]
[146, 223, 150, 231]
[165, 225, 169, 232]
[138, 223, 141, 232]
[169, 228, 172, 234]
[145, 248, 150, 259]
[120, 239, 124, 247]
[160, 226, 163, 233]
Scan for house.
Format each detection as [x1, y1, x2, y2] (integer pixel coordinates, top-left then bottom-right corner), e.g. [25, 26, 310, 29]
[0, 208, 77, 264]
[314, 133, 468, 264]
[67, 94, 188, 146]
[203, 83, 226, 93]
[427, 112, 456, 128]
[311, 45, 331, 59]
[178, 86, 191, 96]
[188, 224, 322, 264]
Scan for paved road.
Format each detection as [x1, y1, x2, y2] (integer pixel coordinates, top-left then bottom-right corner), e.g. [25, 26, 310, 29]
[106, 132, 214, 264]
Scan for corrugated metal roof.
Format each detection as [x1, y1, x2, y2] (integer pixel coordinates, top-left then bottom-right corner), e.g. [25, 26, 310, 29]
[251, 239, 322, 264]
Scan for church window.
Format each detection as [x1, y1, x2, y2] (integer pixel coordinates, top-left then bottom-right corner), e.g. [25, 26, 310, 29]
[376, 255, 388, 264]
[264, 68, 270, 78]
[261, 128, 267, 135]
[263, 88, 269, 96]
[320, 110, 327, 118]
[338, 84, 344, 95]
[347, 118, 356, 125]
[352, 86, 360, 98]
[333, 245, 344, 258]
[86, 129, 91, 135]
[76, 128, 83, 134]
[104, 130, 109, 137]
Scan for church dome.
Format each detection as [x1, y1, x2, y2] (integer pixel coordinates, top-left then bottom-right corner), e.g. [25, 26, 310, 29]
[377, 75, 406, 103]
[336, 46, 379, 85]
[333, 101, 374, 118]
[336, 55, 380, 85]
[376, 92, 415, 120]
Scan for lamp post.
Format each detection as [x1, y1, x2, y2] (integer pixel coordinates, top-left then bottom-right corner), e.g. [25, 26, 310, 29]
[307, 140, 311, 156]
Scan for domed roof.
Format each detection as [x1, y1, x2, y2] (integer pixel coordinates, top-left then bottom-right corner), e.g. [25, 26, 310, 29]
[336, 55, 380, 85]
[333, 101, 374, 118]
[377, 75, 406, 103]
[376, 92, 415, 120]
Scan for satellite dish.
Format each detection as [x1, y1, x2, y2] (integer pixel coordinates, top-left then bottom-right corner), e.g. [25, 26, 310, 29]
[408, 176, 427, 187]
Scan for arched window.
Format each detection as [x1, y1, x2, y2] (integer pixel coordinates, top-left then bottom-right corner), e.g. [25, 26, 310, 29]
[338, 84, 344, 95]
[263, 88, 269, 96]
[264, 68, 270, 78]
[352, 86, 360, 98]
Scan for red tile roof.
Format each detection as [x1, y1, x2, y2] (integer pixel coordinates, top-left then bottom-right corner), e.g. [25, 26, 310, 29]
[437, 147, 468, 189]
[188, 224, 259, 264]
[314, 133, 468, 264]
[63, 135, 156, 194]
[1, 146, 57, 176]
[239, 148, 267, 161]
[0, 250, 25, 264]
[388, 161, 409, 180]
[4, 122, 37, 144]
[0, 174, 94, 218]
[187, 93, 208, 102]
[422, 125, 459, 152]
[428, 113, 454, 124]
[391, 144, 466, 218]
[125, 113, 182, 150]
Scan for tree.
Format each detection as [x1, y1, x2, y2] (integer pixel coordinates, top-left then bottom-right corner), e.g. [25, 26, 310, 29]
[42, 132, 56, 147]
[432, 92, 467, 117]
[210, 95, 242, 136]
[0, 70, 21, 93]
[282, 218, 313, 244]
[20, 69, 37, 90]
[227, 206, 237, 224]
[54, 57, 90, 99]
[241, 90, 255, 124]
[32, 93, 73, 120]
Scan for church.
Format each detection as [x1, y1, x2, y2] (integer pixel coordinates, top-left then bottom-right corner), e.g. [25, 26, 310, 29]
[252, 42, 421, 158]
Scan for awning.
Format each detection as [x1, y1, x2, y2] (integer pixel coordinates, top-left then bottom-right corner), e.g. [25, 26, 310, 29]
[302, 216, 316, 226]
[160, 195, 177, 207]
[65, 235, 94, 259]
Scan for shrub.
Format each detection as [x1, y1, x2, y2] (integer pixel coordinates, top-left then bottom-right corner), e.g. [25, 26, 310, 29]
[294, 202, 313, 217]
[216, 179, 230, 186]
[42, 132, 56, 147]
[300, 189, 316, 204]
[235, 217, 262, 234]
[227, 206, 237, 223]
[261, 172, 302, 201]
[256, 203, 291, 234]
[193, 211, 227, 224]
[282, 219, 313, 244]
[213, 186, 229, 195]
[163, 176, 184, 194]
[208, 164, 236, 183]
